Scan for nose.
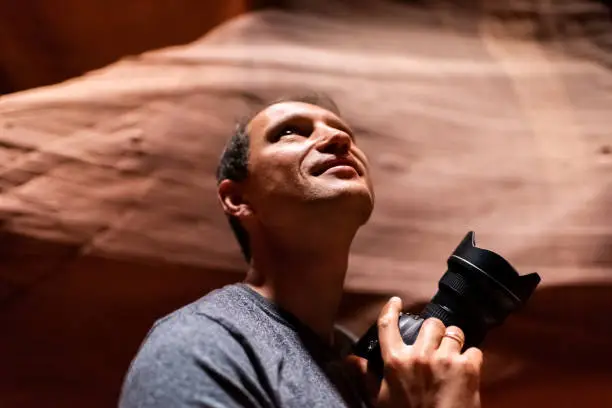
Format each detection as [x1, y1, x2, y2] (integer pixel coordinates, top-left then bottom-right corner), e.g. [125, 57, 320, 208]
[315, 127, 352, 156]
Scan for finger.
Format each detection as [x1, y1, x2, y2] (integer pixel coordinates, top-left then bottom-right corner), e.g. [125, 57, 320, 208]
[463, 347, 484, 370]
[344, 355, 368, 376]
[438, 326, 465, 355]
[412, 317, 445, 356]
[377, 296, 405, 362]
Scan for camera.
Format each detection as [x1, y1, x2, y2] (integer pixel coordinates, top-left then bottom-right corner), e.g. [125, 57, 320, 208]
[353, 231, 541, 377]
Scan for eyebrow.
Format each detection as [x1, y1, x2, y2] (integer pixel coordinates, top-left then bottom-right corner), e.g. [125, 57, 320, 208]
[265, 113, 355, 139]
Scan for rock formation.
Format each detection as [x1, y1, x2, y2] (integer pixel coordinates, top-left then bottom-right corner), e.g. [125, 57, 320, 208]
[1, 1, 611, 407]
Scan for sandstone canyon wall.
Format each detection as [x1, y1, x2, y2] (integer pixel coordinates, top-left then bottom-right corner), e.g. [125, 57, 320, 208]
[0, 0, 258, 93]
[1, 1, 611, 407]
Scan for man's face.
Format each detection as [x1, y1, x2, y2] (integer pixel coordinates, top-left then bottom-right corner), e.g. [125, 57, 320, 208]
[244, 101, 374, 230]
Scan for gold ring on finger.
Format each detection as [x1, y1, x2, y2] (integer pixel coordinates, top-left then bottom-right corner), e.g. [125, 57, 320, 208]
[443, 331, 464, 346]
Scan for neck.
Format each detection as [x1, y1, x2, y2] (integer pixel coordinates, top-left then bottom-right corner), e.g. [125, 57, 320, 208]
[244, 229, 354, 344]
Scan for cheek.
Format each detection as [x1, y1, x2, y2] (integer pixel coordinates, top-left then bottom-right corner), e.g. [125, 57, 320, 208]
[252, 148, 306, 193]
[353, 147, 369, 166]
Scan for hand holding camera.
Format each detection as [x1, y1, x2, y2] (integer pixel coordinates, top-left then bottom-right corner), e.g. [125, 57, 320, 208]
[348, 297, 483, 408]
[347, 232, 541, 408]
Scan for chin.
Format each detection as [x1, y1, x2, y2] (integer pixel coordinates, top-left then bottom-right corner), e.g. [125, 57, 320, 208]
[316, 184, 374, 222]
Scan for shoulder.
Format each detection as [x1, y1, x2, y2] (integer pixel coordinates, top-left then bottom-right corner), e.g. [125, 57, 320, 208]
[137, 309, 240, 367]
[131, 284, 259, 370]
[119, 285, 274, 407]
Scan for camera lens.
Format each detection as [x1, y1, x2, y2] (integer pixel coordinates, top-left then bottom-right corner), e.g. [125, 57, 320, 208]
[353, 231, 541, 377]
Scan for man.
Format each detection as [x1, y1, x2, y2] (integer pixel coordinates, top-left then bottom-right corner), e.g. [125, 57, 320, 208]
[119, 95, 483, 408]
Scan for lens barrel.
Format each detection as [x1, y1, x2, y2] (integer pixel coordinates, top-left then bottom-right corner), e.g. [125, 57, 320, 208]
[353, 231, 541, 377]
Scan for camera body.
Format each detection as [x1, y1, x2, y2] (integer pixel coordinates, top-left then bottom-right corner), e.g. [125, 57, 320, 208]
[353, 232, 541, 377]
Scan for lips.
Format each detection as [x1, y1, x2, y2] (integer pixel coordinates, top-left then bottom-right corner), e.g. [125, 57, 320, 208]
[312, 157, 362, 176]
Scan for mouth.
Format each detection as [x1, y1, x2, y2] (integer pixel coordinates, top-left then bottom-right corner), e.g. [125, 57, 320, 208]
[312, 157, 362, 177]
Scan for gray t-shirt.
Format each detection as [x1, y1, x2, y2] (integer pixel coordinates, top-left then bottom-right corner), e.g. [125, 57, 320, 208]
[119, 283, 369, 408]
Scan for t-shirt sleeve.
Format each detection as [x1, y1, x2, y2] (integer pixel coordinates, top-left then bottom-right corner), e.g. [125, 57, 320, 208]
[119, 315, 274, 408]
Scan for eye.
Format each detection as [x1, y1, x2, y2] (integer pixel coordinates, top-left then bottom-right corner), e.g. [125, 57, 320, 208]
[274, 125, 309, 141]
[279, 126, 299, 137]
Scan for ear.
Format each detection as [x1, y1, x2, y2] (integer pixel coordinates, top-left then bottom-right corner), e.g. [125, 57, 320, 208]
[217, 179, 252, 219]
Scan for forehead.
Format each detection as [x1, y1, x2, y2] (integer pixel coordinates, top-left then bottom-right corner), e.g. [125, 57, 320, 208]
[247, 101, 342, 136]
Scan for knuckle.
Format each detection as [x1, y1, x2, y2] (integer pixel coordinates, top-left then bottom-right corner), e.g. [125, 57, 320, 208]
[385, 351, 405, 372]
[378, 315, 394, 329]
[450, 355, 466, 369]
[433, 355, 453, 370]
[412, 354, 431, 369]
[423, 317, 444, 330]
[454, 356, 481, 378]
[464, 348, 484, 368]
[471, 347, 484, 362]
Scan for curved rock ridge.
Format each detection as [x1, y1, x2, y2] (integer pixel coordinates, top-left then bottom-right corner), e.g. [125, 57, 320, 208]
[0, 3, 611, 407]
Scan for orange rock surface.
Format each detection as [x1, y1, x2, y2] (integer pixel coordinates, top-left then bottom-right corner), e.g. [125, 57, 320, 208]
[1, 1, 611, 407]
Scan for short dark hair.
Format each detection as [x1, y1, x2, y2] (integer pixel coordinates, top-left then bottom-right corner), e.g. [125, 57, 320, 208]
[216, 93, 341, 263]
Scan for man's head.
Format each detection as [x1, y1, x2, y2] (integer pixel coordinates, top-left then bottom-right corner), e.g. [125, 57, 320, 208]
[216, 94, 374, 262]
